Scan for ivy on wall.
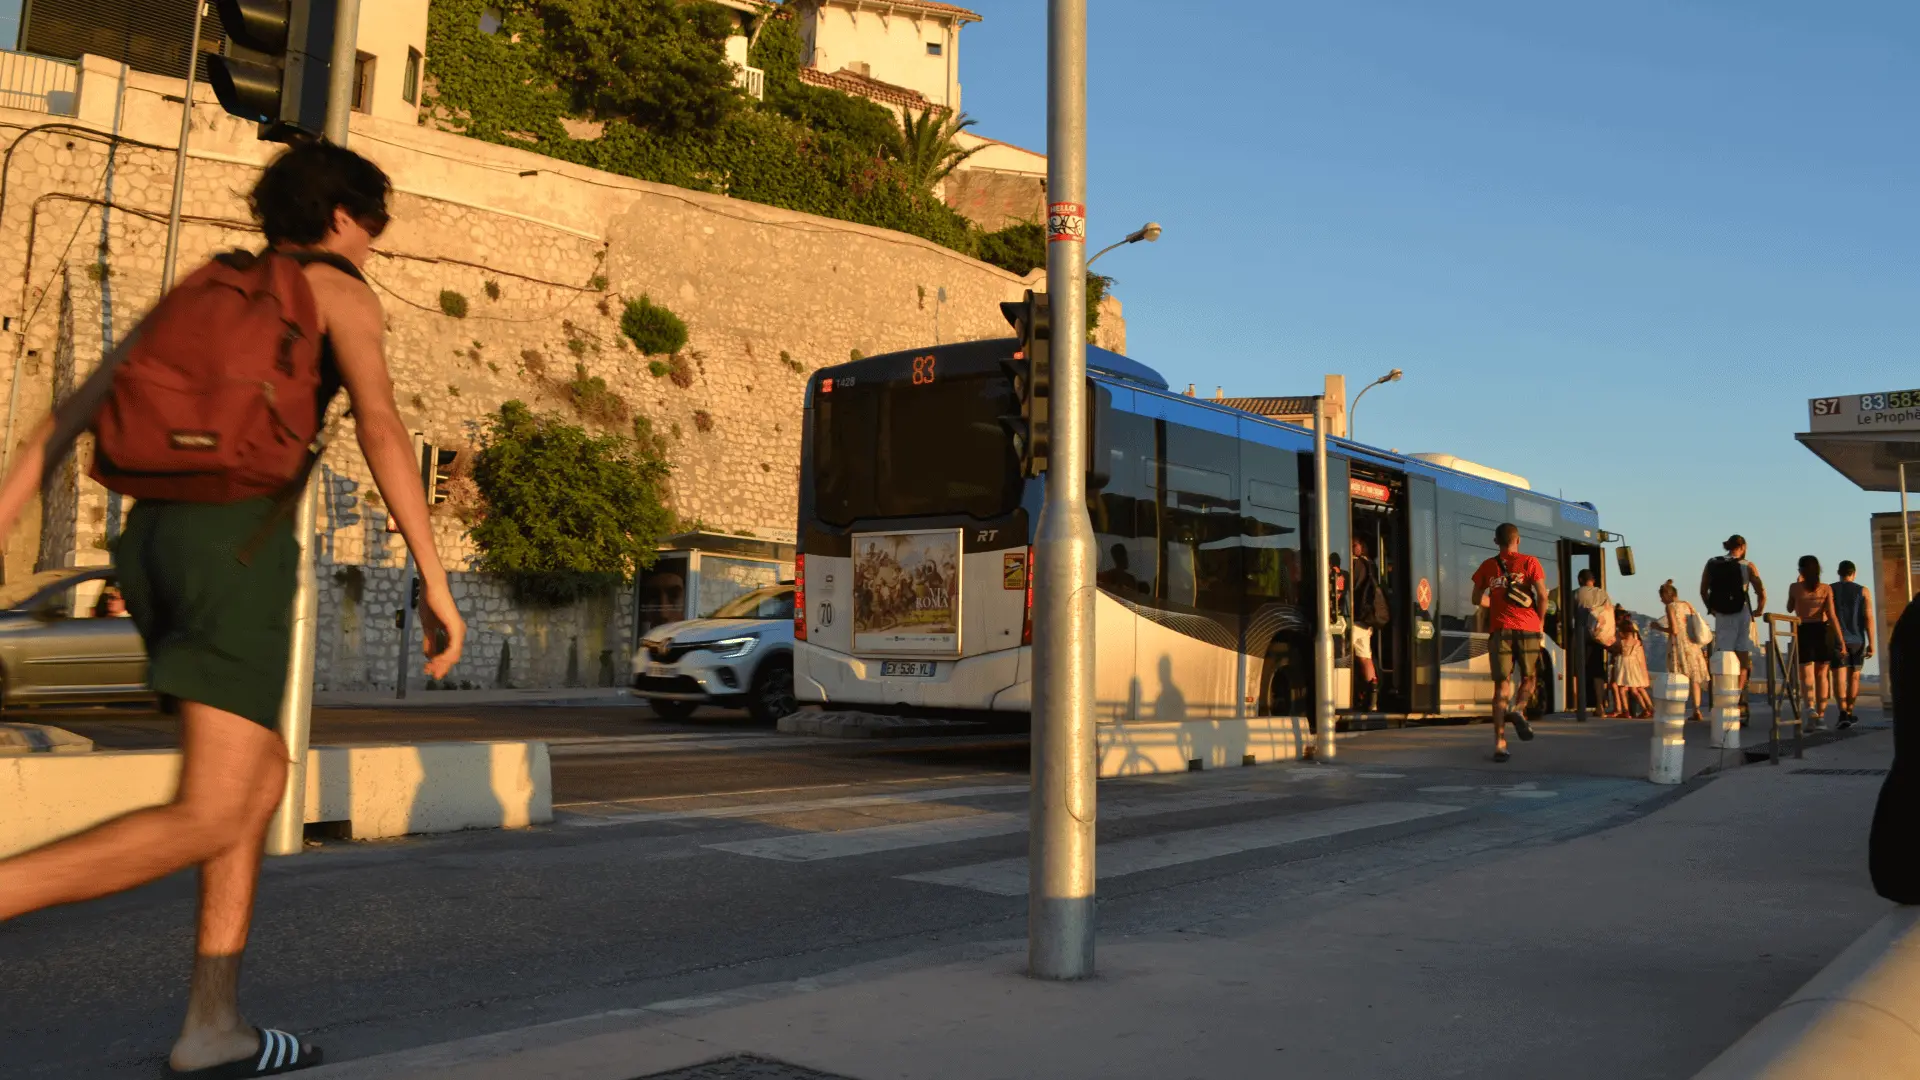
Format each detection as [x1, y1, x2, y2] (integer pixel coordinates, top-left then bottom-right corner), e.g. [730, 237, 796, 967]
[424, 0, 978, 253]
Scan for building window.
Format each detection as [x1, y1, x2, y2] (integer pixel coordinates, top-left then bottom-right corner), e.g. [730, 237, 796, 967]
[926, 41, 943, 56]
[351, 53, 375, 113]
[403, 48, 422, 106]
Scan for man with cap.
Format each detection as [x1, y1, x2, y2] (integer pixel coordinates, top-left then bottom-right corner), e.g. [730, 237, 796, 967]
[1701, 534, 1766, 717]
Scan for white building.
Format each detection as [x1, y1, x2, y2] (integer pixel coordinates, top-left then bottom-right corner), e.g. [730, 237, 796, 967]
[796, 0, 979, 113]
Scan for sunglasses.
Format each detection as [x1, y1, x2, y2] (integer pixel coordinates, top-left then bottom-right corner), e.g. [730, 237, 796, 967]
[356, 209, 390, 240]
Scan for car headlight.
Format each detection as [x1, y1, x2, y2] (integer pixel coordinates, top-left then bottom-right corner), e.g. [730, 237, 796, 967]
[709, 635, 760, 659]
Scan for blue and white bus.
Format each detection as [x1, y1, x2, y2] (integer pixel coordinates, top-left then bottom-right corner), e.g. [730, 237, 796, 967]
[792, 339, 1615, 758]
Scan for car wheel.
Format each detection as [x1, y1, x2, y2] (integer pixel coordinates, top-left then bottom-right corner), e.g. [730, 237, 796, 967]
[648, 698, 698, 721]
[747, 656, 796, 725]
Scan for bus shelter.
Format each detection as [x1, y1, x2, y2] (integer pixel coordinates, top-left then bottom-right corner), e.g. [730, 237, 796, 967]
[633, 531, 797, 641]
[1795, 389, 1919, 708]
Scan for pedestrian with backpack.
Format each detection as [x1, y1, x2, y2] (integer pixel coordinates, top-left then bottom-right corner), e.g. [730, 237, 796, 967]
[1700, 534, 1766, 715]
[1573, 568, 1614, 715]
[1349, 536, 1389, 711]
[1471, 523, 1546, 762]
[0, 142, 464, 1077]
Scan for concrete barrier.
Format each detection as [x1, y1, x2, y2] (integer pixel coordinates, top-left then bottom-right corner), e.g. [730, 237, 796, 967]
[1694, 907, 1920, 1079]
[0, 740, 552, 858]
[1650, 673, 1688, 784]
[1712, 652, 1743, 750]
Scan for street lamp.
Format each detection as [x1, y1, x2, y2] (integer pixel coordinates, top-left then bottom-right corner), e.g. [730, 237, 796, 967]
[1347, 368, 1403, 442]
[1087, 221, 1162, 269]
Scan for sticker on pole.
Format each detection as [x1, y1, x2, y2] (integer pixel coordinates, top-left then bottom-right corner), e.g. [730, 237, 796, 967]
[1048, 201, 1086, 244]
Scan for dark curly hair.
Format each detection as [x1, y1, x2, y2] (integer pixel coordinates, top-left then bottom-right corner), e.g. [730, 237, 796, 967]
[248, 140, 391, 245]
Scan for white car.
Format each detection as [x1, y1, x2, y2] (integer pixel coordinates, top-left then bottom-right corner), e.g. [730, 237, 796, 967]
[631, 584, 797, 723]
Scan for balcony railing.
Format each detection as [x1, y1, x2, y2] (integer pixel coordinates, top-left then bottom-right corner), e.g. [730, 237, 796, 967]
[734, 64, 765, 101]
[0, 50, 78, 117]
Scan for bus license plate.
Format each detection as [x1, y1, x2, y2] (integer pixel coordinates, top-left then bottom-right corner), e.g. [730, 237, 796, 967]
[881, 661, 936, 677]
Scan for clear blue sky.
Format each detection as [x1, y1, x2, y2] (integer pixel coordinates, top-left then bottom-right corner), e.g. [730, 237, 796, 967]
[955, 0, 1916, 630]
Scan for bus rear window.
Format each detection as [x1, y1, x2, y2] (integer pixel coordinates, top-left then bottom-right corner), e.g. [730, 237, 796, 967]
[814, 373, 1021, 525]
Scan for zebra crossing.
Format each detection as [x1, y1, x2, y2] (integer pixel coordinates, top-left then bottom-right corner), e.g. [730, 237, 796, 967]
[554, 764, 1576, 897]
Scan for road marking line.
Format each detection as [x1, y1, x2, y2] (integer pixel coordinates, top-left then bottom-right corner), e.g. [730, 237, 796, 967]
[561, 784, 1030, 827]
[900, 801, 1464, 895]
[546, 731, 787, 745]
[706, 787, 1290, 862]
[550, 736, 828, 757]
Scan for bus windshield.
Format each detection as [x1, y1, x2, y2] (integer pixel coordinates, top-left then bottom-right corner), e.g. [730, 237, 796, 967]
[813, 373, 1022, 525]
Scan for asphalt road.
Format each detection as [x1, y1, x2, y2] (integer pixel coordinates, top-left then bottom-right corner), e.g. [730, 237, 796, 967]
[45, 703, 1034, 803]
[0, 712, 1685, 1079]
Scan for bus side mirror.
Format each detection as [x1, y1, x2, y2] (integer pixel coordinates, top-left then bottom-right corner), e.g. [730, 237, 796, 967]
[1616, 546, 1636, 577]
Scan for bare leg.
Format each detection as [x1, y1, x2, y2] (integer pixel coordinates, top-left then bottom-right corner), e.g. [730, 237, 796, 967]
[1840, 666, 1860, 714]
[1799, 662, 1820, 725]
[0, 704, 285, 919]
[1491, 679, 1511, 755]
[0, 705, 288, 1071]
[1812, 662, 1831, 720]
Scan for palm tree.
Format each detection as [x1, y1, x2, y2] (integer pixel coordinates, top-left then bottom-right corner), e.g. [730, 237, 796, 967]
[893, 107, 984, 194]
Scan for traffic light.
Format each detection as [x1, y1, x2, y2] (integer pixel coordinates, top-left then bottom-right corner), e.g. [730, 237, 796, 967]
[999, 289, 1052, 477]
[421, 445, 457, 505]
[207, 0, 337, 142]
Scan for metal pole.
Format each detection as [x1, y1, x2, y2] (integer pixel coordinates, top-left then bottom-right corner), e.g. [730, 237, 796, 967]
[266, 0, 360, 856]
[394, 551, 415, 698]
[1029, 0, 1095, 982]
[1902, 462, 1913, 605]
[323, 0, 361, 145]
[159, 0, 207, 293]
[1312, 397, 1337, 760]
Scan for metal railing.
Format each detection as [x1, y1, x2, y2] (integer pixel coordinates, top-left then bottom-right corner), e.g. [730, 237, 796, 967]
[734, 64, 766, 100]
[1762, 612, 1805, 763]
[0, 50, 78, 116]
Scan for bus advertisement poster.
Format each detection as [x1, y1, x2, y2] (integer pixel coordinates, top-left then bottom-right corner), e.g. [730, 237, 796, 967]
[852, 529, 963, 656]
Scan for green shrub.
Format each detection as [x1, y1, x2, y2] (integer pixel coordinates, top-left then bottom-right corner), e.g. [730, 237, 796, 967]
[470, 400, 676, 604]
[564, 364, 631, 426]
[648, 359, 671, 377]
[621, 295, 689, 355]
[439, 290, 469, 318]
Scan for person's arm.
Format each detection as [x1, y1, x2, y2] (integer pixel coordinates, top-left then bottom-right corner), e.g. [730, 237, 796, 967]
[312, 267, 465, 679]
[0, 415, 55, 543]
[1700, 564, 1713, 609]
[1864, 586, 1876, 657]
[1528, 559, 1548, 615]
[1471, 562, 1490, 607]
[1748, 563, 1766, 614]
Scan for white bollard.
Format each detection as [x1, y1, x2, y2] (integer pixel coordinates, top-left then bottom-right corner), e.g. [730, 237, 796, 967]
[1649, 672, 1689, 785]
[1710, 652, 1742, 750]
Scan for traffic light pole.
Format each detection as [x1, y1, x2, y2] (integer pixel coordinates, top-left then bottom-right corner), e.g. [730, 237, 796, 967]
[159, 1, 207, 293]
[265, 0, 361, 857]
[1029, 0, 1096, 981]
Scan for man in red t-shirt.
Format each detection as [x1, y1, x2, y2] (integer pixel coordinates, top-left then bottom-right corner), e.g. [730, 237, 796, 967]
[1471, 522, 1548, 761]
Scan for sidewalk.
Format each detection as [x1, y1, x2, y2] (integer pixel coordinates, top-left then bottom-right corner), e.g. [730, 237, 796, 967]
[314, 688, 643, 709]
[310, 727, 1897, 1080]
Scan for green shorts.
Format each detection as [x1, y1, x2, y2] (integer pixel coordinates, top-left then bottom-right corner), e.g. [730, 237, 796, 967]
[1490, 630, 1543, 684]
[116, 498, 297, 727]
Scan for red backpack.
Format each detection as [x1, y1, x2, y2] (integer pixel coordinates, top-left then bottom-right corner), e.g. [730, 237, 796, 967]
[89, 251, 324, 503]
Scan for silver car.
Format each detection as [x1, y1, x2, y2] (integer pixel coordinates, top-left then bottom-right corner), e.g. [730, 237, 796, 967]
[0, 567, 149, 708]
[631, 584, 796, 723]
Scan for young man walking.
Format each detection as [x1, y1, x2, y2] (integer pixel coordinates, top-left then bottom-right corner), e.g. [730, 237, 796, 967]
[1349, 536, 1385, 711]
[0, 142, 464, 1077]
[1472, 523, 1547, 761]
[1833, 559, 1875, 728]
[1701, 534, 1765, 716]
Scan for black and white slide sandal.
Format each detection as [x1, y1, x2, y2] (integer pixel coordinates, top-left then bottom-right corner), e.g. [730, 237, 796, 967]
[165, 1028, 323, 1078]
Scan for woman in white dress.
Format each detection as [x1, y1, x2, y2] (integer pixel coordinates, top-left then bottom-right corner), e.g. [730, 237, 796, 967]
[1653, 579, 1710, 722]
